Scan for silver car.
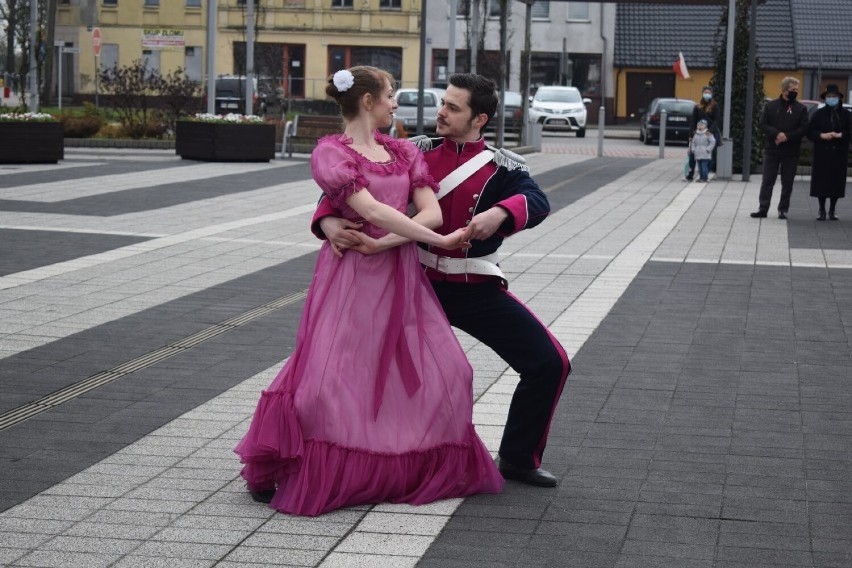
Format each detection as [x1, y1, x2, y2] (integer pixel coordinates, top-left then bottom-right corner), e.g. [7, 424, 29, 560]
[393, 88, 446, 134]
[528, 86, 591, 137]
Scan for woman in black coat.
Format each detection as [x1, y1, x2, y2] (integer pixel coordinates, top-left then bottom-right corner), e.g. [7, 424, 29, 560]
[686, 86, 723, 179]
[807, 84, 851, 220]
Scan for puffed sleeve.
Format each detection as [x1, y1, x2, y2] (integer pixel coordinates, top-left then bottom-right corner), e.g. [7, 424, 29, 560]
[394, 139, 439, 194]
[310, 137, 370, 209]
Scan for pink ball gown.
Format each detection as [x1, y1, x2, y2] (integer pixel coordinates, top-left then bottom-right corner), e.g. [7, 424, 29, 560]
[234, 132, 504, 516]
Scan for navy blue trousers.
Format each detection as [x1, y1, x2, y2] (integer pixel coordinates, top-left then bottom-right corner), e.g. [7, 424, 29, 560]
[431, 280, 571, 470]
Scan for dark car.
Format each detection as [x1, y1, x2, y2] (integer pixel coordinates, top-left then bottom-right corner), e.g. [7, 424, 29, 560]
[214, 75, 280, 115]
[639, 98, 695, 145]
[487, 91, 523, 131]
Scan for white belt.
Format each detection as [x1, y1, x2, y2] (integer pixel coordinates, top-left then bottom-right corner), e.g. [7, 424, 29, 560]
[417, 249, 505, 279]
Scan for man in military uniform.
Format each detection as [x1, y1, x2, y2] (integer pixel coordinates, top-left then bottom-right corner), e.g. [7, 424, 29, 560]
[311, 73, 571, 487]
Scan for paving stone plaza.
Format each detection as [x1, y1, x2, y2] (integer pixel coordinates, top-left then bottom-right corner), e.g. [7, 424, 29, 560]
[1, 140, 851, 567]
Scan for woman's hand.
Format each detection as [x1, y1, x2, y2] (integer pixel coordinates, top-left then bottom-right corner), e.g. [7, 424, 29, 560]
[821, 132, 834, 141]
[319, 217, 363, 258]
[350, 233, 386, 255]
[438, 226, 474, 251]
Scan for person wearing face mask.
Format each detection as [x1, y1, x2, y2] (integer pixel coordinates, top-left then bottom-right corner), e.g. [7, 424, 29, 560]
[685, 86, 723, 181]
[806, 84, 850, 221]
[690, 119, 717, 182]
[751, 77, 809, 219]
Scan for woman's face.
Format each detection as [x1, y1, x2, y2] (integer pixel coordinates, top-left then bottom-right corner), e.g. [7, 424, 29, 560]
[367, 78, 398, 128]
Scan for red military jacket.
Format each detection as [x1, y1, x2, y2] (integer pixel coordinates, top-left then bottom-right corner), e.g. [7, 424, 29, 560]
[311, 135, 551, 285]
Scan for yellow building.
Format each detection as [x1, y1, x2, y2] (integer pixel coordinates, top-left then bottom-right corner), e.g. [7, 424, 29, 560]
[54, 0, 423, 99]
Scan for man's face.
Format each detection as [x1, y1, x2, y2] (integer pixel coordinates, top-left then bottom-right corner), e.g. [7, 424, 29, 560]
[436, 85, 484, 142]
[783, 82, 799, 99]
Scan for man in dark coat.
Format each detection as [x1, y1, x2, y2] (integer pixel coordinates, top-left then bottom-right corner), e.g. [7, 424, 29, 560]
[806, 84, 850, 220]
[751, 77, 810, 220]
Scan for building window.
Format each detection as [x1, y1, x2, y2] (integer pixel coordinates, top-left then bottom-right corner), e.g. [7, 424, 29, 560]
[186, 0, 202, 6]
[488, 0, 501, 18]
[99, 44, 119, 72]
[567, 2, 589, 21]
[102, 0, 117, 5]
[331, 0, 353, 7]
[144, 0, 159, 6]
[185, 46, 203, 82]
[380, 0, 401, 8]
[531, 1, 549, 19]
[328, 46, 401, 82]
[142, 49, 161, 74]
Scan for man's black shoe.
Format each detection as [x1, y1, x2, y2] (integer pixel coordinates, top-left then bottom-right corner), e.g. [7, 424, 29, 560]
[250, 489, 275, 503]
[778, 211, 787, 220]
[829, 212, 839, 220]
[818, 210, 827, 221]
[497, 458, 557, 487]
[750, 210, 768, 218]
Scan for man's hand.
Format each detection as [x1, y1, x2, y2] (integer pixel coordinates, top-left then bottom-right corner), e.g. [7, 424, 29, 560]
[319, 217, 363, 258]
[467, 207, 509, 241]
[775, 132, 788, 145]
[438, 226, 474, 251]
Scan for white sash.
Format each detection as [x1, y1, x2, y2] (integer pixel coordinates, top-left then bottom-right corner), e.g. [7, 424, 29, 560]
[436, 150, 495, 200]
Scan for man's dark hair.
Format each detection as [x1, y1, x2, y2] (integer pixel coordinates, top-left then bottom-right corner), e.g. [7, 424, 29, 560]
[448, 73, 499, 132]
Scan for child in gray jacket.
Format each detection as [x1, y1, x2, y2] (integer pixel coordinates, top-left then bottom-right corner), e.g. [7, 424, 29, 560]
[690, 119, 717, 182]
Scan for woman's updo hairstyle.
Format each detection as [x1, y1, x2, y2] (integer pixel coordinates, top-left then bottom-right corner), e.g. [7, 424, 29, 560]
[326, 65, 394, 120]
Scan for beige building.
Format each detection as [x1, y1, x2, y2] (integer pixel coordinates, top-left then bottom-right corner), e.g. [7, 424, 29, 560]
[54, 0, 424, 99]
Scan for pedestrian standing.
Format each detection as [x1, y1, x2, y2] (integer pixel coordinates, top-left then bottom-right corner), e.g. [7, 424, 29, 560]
[685, 86, 722, 180]
[807, 84, 850, 221]
[690, 119, 716, 182]
[751, 77, 809, 220]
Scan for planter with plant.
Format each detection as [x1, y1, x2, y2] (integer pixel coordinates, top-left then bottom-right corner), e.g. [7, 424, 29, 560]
[175, 113, 276, 162]
[0, 112, 64, 163]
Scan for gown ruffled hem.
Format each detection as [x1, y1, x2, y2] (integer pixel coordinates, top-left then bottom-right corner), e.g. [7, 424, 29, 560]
[234, 390, 504, 517]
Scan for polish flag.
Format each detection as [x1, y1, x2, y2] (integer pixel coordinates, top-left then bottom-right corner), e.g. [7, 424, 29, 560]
[673, 52, 690, 79]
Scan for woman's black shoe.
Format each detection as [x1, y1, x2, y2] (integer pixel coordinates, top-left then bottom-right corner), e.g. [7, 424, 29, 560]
[250, 489, 275, 503]
[829, 211, 839, 220]
[817, 210, 826, 221]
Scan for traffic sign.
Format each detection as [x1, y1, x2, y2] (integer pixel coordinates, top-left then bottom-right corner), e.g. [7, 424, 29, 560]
[92, 27, 101, 57]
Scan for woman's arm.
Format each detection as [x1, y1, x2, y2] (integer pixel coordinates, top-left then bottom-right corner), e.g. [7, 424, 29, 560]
[345, 187, 468, 250]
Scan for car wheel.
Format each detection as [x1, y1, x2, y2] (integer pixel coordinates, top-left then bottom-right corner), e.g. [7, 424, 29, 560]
[643, 133, 654, 145]
[576, 128, 586, 138]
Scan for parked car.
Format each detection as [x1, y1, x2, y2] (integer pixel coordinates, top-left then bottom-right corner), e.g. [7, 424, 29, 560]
[639, 98, 695, 145]
[488, 90, 523, 131]
[212, 75, 282, 115]
[393, 88, 446, 133]
[528, 86, 591, 137]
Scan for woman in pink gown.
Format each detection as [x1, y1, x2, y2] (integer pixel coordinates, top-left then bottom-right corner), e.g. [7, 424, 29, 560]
[234, 66, 503, 517]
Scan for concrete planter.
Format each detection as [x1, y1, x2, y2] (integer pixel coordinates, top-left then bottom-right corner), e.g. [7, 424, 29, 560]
[176, 121, 275, 162]
[0, 121, 64, 164]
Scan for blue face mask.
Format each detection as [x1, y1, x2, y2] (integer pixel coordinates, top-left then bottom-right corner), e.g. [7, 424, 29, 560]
[702, 93, 712, 102]
[826, 97, 839, 107]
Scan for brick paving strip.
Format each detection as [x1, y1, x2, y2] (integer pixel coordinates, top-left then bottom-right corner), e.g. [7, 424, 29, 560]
[0, 151, 850, 567]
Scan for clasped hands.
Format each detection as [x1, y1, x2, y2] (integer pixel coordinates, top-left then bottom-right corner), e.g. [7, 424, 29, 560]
[321, 217, 474, 258]
[820, 131, 843, 141]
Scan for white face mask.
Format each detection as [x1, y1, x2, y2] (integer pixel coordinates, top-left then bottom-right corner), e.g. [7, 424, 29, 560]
[702, 93, 712, 101]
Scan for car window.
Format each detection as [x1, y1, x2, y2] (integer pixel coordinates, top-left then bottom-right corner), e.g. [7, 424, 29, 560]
[535, 88, 581, 103]
[503, 92, 522, 106]
[397, 92, 437, 107]
[658, 100, 695, 114]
